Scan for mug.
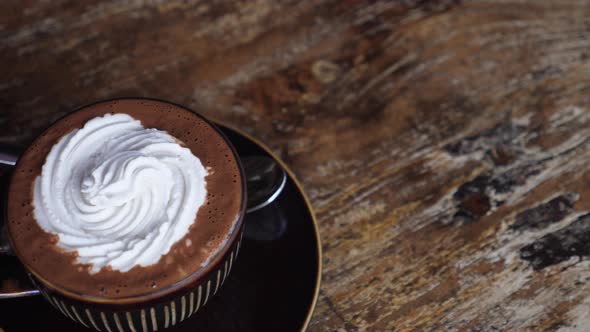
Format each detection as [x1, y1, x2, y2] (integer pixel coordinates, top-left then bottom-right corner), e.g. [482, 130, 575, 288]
[0, 98, 272, 332]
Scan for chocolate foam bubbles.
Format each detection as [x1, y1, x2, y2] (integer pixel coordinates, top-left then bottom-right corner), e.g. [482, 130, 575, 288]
[33, 113, 208, 273]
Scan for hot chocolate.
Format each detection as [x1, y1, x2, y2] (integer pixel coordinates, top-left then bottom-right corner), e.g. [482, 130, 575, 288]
[6, 99, 243, 301]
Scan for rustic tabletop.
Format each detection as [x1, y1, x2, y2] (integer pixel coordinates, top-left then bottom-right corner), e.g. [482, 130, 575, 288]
[3, 1, 590, 331]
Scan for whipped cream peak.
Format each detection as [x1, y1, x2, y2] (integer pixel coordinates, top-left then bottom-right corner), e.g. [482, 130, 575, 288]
[33, 113, 208, 273]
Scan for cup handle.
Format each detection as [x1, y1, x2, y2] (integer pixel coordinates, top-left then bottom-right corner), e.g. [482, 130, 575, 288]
[0, 145, 40, 298]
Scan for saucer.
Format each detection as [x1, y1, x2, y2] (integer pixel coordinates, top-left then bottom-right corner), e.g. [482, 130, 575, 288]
[0, 122, 322, 332]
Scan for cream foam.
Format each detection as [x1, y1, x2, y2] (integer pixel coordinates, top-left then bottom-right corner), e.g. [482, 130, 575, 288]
[33, 113, 208, 273]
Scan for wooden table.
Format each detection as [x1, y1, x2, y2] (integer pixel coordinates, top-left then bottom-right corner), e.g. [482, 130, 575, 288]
[3, 1, 590, 331]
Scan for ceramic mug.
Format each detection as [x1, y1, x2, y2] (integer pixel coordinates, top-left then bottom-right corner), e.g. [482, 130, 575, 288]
[0, 98, 255, 331]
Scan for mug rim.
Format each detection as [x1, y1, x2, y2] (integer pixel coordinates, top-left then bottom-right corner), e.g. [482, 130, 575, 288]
[5, 97, 248, 305]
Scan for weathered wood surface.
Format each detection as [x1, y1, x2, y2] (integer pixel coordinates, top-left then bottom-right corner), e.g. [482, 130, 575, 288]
[3, 0, 590, 331]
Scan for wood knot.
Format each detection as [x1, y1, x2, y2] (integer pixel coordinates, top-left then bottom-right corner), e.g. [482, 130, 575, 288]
[452, 175, 492, 223]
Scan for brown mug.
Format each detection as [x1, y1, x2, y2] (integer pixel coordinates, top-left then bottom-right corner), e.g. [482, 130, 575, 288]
[0, 98, 286, 331]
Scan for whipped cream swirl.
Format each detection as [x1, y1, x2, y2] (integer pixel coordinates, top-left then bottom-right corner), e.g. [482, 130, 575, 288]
[33, 113, 208, 273]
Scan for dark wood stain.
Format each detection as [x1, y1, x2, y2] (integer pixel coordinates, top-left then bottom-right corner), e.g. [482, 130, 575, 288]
[520, 213, 590, 270]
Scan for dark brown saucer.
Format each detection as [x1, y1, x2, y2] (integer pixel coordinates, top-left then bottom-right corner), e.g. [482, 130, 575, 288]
[0, 122, 322, 332]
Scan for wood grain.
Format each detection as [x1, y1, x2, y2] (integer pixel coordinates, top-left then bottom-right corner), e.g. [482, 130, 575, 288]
[3, 0, 590, 331]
